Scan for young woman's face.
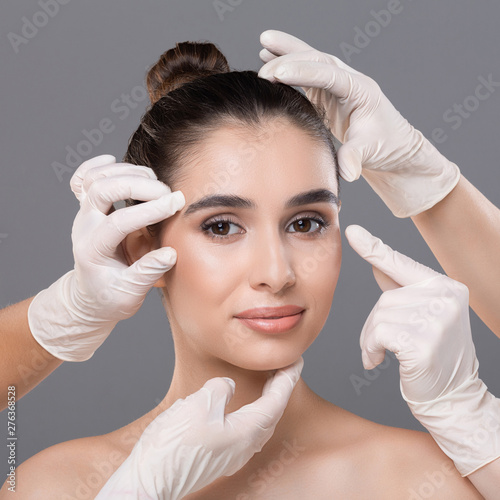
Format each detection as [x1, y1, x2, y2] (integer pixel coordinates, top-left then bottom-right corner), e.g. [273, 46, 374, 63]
[157, 118, 341, 371]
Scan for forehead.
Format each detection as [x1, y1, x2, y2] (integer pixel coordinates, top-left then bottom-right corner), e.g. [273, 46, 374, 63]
[178, 118, 338, 199]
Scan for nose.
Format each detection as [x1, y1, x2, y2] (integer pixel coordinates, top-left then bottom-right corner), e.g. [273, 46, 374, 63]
[248, 227, 296, 293]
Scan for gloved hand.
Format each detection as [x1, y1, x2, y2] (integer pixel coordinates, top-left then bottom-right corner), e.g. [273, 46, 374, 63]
[95, 356, 304, 499]
[345, 224, 500, 476]
[258, 29, 461, 218]
[28, 154, 185, 362]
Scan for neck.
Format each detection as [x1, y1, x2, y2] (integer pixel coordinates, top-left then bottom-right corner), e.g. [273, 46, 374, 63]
[154, 343, 316, 447]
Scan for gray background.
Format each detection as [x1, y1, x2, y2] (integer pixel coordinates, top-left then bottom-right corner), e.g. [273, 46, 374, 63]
[1, 0, 499, 468]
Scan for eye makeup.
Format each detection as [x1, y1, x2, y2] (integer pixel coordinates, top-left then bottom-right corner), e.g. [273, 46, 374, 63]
[200, 212, 331, 241]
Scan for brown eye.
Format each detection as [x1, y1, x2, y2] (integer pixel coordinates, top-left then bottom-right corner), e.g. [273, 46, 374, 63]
[288, 217, 326, 235]
[291, 219, 312, 233]
[201, 217, 243, 240]
[211, 221, 231, 236]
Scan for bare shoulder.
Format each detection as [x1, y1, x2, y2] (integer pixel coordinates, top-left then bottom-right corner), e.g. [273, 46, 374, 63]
[303, 403, 483, 499]
[0, 402, 172, 499]
[0, 406, 157, 499]
[0, 433, 129, 500]
[361, 423, 483, 499]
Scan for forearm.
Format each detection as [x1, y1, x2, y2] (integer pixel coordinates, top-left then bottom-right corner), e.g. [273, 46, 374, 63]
[411, 174, 500, 337]
[467, 456, 500, 500]
[0, 297, 63, 411]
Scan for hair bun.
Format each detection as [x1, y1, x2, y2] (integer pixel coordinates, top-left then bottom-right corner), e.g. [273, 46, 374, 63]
[146, 41, 230, 104]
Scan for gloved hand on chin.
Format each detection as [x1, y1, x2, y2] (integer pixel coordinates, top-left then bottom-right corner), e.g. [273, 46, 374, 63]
[95, 357, 304, 499]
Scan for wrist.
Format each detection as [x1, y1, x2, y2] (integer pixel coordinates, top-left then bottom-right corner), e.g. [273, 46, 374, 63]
[361, 131, 461, 218]
[28, 270, 114, 362]
[400, 375, 500, 476]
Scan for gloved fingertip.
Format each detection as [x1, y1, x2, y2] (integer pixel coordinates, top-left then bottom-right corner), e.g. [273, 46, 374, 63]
[274, 65, 289, 79]
[258, 65, 274, 81]
[172, 190, 186, 209]
[339, 164, 359, 182]
[338, 146, 362, 182]
[222, 377, 236, 391]
[344, 224, 362, 238]
[260, 29, 275, 45]
[96, 154, 117, 163]
[362, 350, 376, 371]
[344, 224, 373, 252]
[141, 247, 176, 271]
[162, 247, 177, 264]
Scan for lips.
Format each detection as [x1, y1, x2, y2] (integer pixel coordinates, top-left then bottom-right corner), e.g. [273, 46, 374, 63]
[235, 306, 305, 334]
[235, 305, 305, 319]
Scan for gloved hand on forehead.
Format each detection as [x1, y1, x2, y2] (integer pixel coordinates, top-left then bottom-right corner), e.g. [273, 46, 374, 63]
[258, 29, 460, 218]
[345, 224, 500, 477]
[28, 154, 185, 362]
[95, 357, 304, 499]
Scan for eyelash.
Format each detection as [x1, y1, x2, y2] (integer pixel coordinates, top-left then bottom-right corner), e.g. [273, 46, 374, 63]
[200, 214, 331, 241]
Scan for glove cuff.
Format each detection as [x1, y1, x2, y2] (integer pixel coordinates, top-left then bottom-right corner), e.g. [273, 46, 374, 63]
[400, 375, 500, 476]
[28, 270, 115, 362]
[94, 452, 144, 499]
[362, 131, 461, 218]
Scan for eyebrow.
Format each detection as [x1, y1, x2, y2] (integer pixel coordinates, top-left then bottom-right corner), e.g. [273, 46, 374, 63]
[182, 188, 339, 217]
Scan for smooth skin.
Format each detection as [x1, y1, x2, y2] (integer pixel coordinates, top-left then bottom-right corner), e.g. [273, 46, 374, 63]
[1, 120, 481, 499]
[0, 297, 62, 410]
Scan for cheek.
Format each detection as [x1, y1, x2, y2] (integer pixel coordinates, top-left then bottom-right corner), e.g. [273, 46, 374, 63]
[296, 232, 342, 326]
[160, 232, 241, 334]
[297, 233, 342, 288]
[160, 222, 341, 361]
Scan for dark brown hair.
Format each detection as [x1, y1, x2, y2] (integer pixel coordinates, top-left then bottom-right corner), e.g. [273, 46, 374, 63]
[124, 40, 340, 236]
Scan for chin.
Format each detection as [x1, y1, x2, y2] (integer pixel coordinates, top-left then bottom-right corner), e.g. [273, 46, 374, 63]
[225, 348, 304, 373]
[217, 318, 319, 371]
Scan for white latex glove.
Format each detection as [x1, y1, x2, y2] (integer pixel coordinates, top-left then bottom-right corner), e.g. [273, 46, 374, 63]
[95, 356, 304, 499]
[258, 29, 460, 218]
[28, 154, 185, 362]
[345, 224, 500, 476]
